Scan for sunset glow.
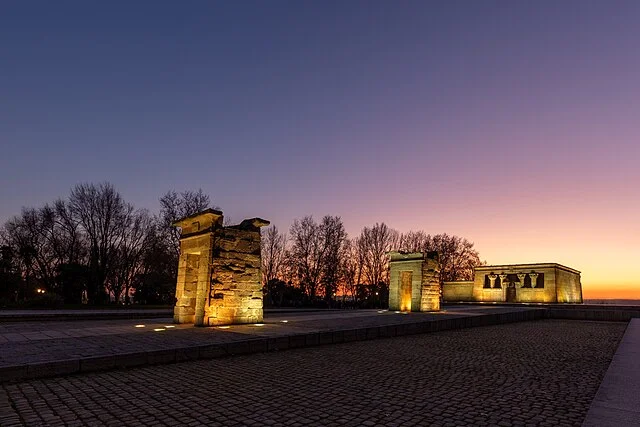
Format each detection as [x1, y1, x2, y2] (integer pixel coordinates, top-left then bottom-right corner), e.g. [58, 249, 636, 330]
[1, 2, 639, 299]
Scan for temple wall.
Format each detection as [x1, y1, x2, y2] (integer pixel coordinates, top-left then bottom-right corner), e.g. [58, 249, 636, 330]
[457, 263, 581, 304]
[442, 281, 474, 302]
[555, 267, 583, 303]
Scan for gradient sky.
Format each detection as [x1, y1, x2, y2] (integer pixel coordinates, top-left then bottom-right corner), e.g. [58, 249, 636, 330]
[2, 1, 639, 298]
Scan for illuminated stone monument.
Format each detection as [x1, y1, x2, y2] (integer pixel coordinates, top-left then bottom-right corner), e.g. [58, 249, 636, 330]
[173, 209, 269, 326]
[388, 251, 441, 312]
[442, 263, 582, 304]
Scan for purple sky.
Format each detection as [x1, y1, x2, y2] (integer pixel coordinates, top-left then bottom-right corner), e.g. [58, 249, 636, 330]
[2, 1, 640, 295]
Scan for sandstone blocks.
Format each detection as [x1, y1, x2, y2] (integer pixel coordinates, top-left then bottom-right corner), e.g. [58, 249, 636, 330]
[173, 209, 269, 326]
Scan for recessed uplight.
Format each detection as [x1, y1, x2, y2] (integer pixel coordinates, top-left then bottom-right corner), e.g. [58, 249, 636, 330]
[254, 323, 265, 327]
[135, 325, 145, 328]
[280, 320, 288, 323]
[164, 325, 175, 328]
[394, 311, 401, 314]
[153, 328, 165, 332]
[218, 326, 230, 329]
[377, 310, 385, 313]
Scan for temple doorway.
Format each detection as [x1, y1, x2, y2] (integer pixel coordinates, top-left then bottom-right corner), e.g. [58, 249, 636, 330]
[400, 271, 412, 311]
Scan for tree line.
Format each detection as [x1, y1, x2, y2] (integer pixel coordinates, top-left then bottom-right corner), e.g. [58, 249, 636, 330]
[0, 182, 483, 308]
[0, 182, 209, 307]
[262, 218, 483, 308]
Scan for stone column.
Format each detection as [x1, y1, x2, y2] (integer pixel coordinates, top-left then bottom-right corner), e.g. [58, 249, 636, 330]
[420, 252, 441, 312]
[498, 274, 508, 289]
[517, 273, 527, 288]
[488, 274, 497, 288]
[529, 272, 539, 288]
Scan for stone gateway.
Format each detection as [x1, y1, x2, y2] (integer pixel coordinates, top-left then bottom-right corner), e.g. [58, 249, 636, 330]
[388, 251, 441, 312]
[173, 209, 270, 326]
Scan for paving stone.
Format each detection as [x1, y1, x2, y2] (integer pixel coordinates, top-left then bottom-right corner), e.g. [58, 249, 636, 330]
[1, 320, 624, 427]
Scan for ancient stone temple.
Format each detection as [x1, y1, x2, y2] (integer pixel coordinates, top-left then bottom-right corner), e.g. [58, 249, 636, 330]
[173, 209, 269, 326]
[388, 251, 441, 312]
[442, 263, 582, 304]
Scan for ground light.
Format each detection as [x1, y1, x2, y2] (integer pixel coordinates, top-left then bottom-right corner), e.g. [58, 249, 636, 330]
[153, 328, 165, 332]
[164, 325, 175, 328]
[135, 325, 145, 328]
[280, 320, 288, 323]
[218, 326, 230, 329]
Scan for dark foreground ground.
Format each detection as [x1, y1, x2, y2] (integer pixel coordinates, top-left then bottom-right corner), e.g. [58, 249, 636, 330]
[1, 319, 625, 427]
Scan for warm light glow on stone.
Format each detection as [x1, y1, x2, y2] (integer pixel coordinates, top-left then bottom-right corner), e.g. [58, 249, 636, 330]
[218, 326, 231, 329]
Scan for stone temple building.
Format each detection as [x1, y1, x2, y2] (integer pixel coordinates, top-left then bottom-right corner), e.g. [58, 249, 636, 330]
[173, 209, 269, 326]
[388, 252, 441, 312]
[442, 263, 582, 304]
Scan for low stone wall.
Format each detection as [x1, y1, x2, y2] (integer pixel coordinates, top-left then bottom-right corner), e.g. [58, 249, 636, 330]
[544, 305, 640, 322]
[442, 281, 474, 302]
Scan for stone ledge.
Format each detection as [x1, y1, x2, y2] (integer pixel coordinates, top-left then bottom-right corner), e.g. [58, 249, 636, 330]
[583, 318, 640, 426]
[0, 308, 549, 384]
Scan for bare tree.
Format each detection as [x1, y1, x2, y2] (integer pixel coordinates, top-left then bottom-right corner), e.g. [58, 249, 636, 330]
[357, 223, 398, 286]
[3, 207, 59, 290]
[288, 216, 326, 301]
[261, 225, 287, 285]
[320, 215, 347, 304]
[423, 234, 482, 282]
[108, 209, 153, 303]
[159, 189, 212, 257]
[397, 230, 428, 253]
[339, 239, 358, 304]
[69, 183, 133, 304]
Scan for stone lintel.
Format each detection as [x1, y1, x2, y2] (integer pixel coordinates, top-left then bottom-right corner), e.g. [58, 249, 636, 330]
[388, 251, 424, 262]
[475, 263, 581, 275]
[227, 218, 271, 231]
[173, 209, 224, 236]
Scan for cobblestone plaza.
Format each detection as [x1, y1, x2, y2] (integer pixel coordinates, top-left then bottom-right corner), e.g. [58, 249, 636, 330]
[1, 320, 625, 427]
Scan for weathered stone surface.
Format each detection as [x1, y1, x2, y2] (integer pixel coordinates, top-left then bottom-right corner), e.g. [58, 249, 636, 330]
[442, 263, 583, 304]
[173, 210, 269, 326]
[388, 251, 441, 312]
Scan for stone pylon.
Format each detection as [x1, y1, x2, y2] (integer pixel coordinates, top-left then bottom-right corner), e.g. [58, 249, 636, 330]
[173, 209, 269, 326]
[388, 251, 441, 312]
